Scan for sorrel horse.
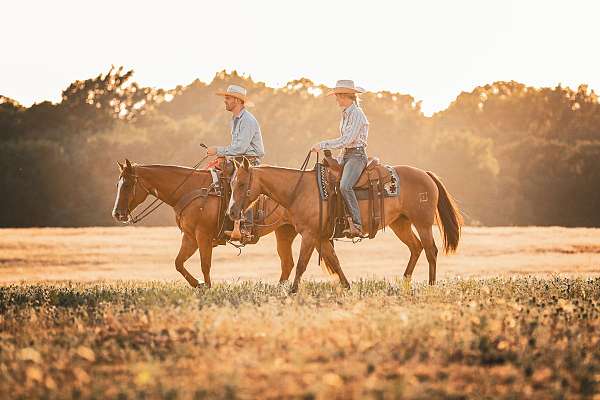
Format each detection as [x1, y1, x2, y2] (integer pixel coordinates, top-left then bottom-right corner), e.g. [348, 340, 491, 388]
[112, 159, 303, 288]
[228, 158, 463, 293]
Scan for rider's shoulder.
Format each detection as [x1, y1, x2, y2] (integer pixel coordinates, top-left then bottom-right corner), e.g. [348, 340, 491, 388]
[351, 104, 368, 123]
[241, 109, 259, 124]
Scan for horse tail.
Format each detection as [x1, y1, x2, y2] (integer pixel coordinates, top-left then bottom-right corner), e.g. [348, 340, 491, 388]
[426, 171, 463, 254]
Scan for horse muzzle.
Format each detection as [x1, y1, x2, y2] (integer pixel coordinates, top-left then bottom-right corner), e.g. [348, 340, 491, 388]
[112, 209, 131, 223]
[226, 203, 243, 221]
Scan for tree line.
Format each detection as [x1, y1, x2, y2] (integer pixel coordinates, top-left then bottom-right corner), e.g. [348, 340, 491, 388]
[1, 67, 599, 227]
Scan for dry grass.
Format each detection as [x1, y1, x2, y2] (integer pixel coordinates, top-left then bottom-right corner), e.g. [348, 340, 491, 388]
[1, 226, 599, 284]
[1, 227, 599, 398]
[1, 278, 599, 399]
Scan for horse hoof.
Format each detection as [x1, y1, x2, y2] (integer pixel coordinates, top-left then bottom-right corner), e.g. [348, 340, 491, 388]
[289, 286, 298, 294]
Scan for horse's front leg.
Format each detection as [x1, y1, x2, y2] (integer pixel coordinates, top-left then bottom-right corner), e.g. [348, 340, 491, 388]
[290, 234, 316, 293]
[196, 231, 214, 288]
[318, 239, 350, 289]
[175, 233, 200, 287]
[274, 224, 297, 283]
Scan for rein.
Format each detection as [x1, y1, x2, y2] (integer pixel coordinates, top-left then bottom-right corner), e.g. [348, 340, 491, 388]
[128, 147, 210, 224]
[240, 151, 314, 224]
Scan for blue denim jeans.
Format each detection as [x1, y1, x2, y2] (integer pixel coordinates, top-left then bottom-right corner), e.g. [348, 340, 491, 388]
[340, 148, 367, 228]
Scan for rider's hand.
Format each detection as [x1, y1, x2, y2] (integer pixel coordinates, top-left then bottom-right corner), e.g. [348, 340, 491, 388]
[206, 146, 217, 156]
[311, 144, 320, 153]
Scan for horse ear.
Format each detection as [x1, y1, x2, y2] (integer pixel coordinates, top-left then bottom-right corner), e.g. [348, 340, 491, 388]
[125, 159, 132, 168]
[117, 161, 124, 171]
[243, 157, 250, 170]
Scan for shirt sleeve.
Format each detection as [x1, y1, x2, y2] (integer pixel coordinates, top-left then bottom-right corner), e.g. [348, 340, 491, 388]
[318, 109, 365, 150]
[216, 118, 255, 156]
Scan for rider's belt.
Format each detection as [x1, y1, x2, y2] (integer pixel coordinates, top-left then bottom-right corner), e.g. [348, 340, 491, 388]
[344, 146, 365, 152]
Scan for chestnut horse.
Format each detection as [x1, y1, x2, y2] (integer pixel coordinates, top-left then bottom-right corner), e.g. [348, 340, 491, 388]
[112, 159, 302, 288]
[228, 158, 463, 293]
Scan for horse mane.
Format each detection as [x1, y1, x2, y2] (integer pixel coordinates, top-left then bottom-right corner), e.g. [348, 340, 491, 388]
[255, 165, 315, 173]
[136, 164, 211, 174]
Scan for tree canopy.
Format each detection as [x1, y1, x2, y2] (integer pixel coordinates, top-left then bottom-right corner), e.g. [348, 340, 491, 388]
[1, 68, 599, 227]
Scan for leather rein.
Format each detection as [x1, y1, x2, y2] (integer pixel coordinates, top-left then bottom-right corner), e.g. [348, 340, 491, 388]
[125, 147, 210, 224]
[237, 151, 316, 227]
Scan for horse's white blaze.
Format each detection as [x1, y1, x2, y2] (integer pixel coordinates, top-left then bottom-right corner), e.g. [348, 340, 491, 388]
[227, 169, 239, 217]
[112, 177, 126, 215]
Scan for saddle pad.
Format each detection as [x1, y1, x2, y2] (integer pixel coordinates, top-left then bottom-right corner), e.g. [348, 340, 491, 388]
[383, 166, 400, 196]
[316, 163, 330, 200]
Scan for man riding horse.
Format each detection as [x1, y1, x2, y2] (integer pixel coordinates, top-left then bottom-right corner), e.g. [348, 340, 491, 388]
[206, 84, 264, 240]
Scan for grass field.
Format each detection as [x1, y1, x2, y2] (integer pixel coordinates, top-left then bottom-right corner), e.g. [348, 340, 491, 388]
[0, 227, 599, 399]
[1, 278, 599, 399]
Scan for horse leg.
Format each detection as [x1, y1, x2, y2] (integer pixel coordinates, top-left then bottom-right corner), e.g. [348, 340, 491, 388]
[415, 224, 438, 285]
[389, 217, 423, 280]
[317, 240, 350, 289]
[175, 233, 200, 288]
[275, 224, 297, 283]
[195, 232, 214, 288]
[290, 235, 316, 293]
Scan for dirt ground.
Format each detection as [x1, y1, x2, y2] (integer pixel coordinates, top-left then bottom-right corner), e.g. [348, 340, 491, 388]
[1, 226, 598, 284]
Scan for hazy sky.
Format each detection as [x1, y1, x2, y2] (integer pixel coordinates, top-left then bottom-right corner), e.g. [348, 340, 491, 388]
[2, 0, 599, 115]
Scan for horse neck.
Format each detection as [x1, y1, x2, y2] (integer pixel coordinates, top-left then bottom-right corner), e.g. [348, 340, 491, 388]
[136, 165, 212, 206]
[254, 166, 314, 209]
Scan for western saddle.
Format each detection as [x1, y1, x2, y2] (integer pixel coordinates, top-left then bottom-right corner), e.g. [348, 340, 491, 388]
[321, 150, 391, 239]
[173, 157, 268, 247]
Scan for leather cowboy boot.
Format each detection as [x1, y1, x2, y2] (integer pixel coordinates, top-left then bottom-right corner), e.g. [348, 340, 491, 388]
[343, 217, 365, 238]
[225, 220, 242, 241]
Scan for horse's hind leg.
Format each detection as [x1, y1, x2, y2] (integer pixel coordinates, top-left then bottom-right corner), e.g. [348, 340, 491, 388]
[274, 224, 297, 283]
[290, 235, 316, 293]
[414, 223, 438, 285]
[175, 233, 200, 288]
[389, 217, 423, 280]
[318, 240, 350, 289]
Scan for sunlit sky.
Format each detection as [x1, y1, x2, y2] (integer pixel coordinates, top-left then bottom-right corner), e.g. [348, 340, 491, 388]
[3, 0, 599, 115]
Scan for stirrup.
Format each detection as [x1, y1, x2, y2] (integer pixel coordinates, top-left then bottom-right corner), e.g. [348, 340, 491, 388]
[343, 218, 366, 238]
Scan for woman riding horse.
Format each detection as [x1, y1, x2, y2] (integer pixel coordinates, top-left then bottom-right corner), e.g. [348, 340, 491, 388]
[312, 80, 369, 238]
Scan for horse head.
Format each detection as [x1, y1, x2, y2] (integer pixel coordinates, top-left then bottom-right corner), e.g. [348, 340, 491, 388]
[112, 159, 151, 223]
[227, 158, 259, 220]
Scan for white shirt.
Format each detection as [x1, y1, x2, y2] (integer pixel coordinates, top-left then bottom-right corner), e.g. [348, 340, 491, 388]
[318, 102, 369, 150]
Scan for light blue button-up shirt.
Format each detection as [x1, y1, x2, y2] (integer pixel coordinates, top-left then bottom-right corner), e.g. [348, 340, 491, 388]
[318, 102, 369, 150]
[216, 109, 265, 157]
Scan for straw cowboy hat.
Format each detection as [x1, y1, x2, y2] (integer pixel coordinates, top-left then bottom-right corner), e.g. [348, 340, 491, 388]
[216, 84, 254, 106]
[326, 80, 366, 96]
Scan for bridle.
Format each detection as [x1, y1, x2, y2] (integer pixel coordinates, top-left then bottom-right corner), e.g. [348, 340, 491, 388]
[116, 170, 156, 223]
[117, 148, 211, 224]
